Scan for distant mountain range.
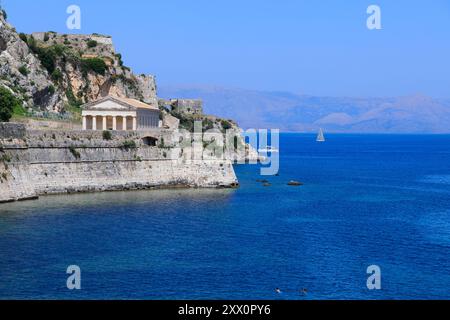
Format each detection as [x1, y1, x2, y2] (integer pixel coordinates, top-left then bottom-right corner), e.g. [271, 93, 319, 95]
[159, 85, 450, 133]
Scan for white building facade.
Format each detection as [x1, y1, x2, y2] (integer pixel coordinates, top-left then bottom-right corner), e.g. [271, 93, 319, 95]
[81, 96, 160, 131]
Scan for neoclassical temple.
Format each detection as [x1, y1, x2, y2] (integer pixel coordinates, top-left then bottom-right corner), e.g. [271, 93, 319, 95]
[81, 96, 161, 131]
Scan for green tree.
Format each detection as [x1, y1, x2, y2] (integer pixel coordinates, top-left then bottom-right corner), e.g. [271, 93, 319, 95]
[37, 48, 56, 74]
[115, 53, 124, 66]
[0, 87, 21, 122]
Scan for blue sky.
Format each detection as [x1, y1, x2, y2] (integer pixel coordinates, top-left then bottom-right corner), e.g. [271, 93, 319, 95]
[3, 0, 450, 98]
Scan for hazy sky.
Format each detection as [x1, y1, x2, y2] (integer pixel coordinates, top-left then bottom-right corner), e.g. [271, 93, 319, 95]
[3, 0, 450, 98]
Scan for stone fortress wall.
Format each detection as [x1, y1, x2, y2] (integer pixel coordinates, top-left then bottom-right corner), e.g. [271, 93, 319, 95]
[0, 123, 238, 203]
[31, 32, 115, 56]
[159, 99, 204, 115]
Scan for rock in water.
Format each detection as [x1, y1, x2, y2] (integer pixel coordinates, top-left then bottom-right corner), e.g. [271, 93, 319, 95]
[287, 180, 303, 186]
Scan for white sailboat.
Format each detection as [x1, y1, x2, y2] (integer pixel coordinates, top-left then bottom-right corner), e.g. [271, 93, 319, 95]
[316, 128, 325, 142]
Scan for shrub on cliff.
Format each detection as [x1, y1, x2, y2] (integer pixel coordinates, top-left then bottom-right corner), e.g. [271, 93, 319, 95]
[81, 58, 107, 76]
[47, 85, 55, 95]
[29, 44, 66, 75]
[0, 87, 21, 122]
[18, 65, 29, 76]
[51, 69, 63, 82]
[26, 35, 38, 54]
[221, 120, 232, 130]
[87, 40, 98, 48]
[69, 146, 81, 159]
[37, 47, 57, 74]
[178, 116, 194, 132]
[1, 9, 7, 20]
[120, 140, 137, 150]
[12, 103, 27, 117]
[19, 33, 28, 44]
[0, 153, 11, 163]
[65, 87, 82, 107]
[115, 53, 124, 66]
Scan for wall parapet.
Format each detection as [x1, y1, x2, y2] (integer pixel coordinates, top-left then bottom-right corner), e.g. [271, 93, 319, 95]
[0, 123, 26, 139]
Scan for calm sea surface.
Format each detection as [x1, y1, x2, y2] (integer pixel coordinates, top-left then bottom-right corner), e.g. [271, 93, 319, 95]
[0, 134, 449, 299]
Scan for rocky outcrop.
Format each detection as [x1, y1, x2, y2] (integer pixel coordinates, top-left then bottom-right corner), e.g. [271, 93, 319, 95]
[29, 32, 158, 110]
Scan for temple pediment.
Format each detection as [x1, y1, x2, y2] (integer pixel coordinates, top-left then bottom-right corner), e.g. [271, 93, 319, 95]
[82, 96, 137, 111]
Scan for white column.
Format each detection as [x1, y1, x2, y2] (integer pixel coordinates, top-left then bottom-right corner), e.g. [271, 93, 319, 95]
[113, 116, 117, 131]
[92, 116, 97, 131]
[82, 116, 87, 130]
[102, 116, 107, 130]
[122, 116, 127, 131]
[132, 117, 137, 131]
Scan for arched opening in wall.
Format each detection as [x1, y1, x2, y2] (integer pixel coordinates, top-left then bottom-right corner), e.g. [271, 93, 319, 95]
[142, 136, 158, 146]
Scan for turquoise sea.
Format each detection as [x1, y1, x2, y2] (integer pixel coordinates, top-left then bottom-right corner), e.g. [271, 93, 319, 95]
[0, 134, 449, 299]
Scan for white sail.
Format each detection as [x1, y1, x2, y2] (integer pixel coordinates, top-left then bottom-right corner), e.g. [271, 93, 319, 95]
[316, 128, 325, 142]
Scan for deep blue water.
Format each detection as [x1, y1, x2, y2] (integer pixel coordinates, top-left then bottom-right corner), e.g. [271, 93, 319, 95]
[0, 134, 449, 300]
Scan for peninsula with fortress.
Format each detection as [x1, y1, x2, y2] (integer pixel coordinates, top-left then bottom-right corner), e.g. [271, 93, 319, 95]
[0, 10, 257, 203]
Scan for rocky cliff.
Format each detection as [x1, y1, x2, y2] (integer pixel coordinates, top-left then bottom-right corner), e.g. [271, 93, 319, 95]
[0, 14, 62, 111]
[0, 12, 157, 115]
